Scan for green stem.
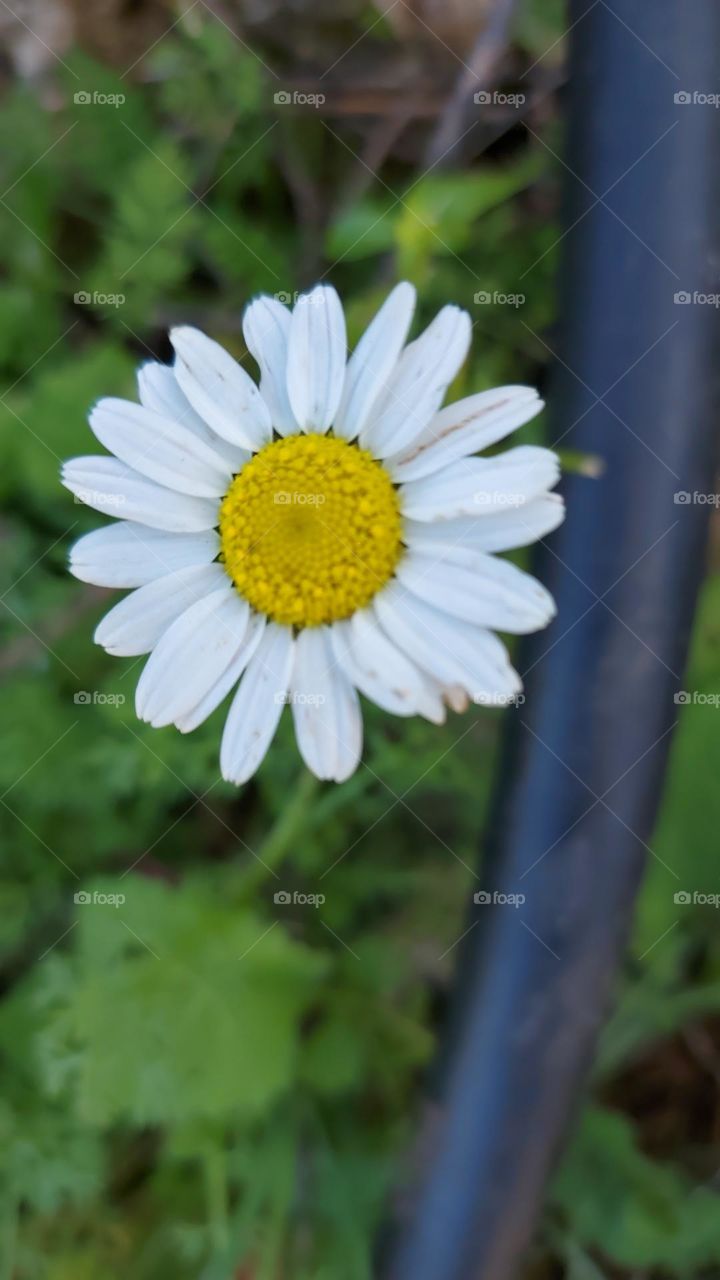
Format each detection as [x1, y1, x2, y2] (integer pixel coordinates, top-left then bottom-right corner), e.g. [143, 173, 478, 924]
[203, 1142, 229, 1255]
[246, 769, 321, 890]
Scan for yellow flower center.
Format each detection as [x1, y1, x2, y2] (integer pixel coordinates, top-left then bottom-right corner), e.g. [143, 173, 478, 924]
[219, 433, 404, 627]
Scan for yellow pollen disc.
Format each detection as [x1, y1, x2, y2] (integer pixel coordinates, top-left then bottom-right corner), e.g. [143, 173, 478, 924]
[219, 433, 404, 627]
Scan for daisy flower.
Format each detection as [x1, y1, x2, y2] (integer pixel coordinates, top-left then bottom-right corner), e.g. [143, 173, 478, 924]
[63, 283, 564, 784]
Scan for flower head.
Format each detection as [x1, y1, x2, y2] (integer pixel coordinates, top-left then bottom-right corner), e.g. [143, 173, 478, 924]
[63, 283, 564, 784]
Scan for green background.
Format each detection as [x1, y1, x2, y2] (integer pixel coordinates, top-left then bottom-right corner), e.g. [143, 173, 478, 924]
[1, 3, 718, 1276]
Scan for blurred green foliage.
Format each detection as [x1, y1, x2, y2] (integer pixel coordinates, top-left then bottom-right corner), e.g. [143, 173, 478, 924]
[0, 8, 718, 1279]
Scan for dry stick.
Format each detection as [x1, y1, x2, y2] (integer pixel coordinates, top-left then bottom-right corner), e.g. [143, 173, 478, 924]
[422, 0, 519, 170]
[276, 127, 327, 284]
[333, 106, 416, 218]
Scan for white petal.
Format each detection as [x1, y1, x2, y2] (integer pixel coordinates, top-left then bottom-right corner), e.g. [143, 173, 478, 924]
[400, 446, 560, 522]
[89, 398, 231, 498]
[333, 282, 416, 441]
[404, 494, 565, 554]
[136, 587, 249, 727]
[286, 286, 347, 432]
[431, 680, 471, 714]
[94, 563, 229, 656]
[290, 627, 362, 782]
[220, 623, 295, 785]
[138, 360, 210, 430]
[70, 522, 220, 588]
[170, 326, 271, 450]
[330, 611, 444, 722]
[359, 305, 471, 459]
[396, 548, 556, 633]
[242, 296, 297, 436]
[386, 386, 543, 482]
[175, 613, 266, 733]
[62, 457, 219, 531]
[138, 361, 251, 472]
[374, 583, 522, 701]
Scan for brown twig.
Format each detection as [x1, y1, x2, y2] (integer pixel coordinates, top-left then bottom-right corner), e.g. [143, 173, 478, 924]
[333, 107, 416, 218]
[422, 0, 519, 169]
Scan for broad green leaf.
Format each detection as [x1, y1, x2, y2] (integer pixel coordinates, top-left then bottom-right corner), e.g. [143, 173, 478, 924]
[38, 877, 327, 1126]
[554, 1107, 720, 1271]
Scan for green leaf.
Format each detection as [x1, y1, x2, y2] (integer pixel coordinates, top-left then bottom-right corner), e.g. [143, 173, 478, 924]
[325, 197, 397, 263]
[395, 160, 543, 263]
[38, 877, 328, 1126]
[2, 341, 134, 501]
[553, 1107, 720, 1271]
[89, 141, 200, 328]
[634, 575, 720, 952]
[299, 1013, 366, 1096]
[598, 977, 720, 1076]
